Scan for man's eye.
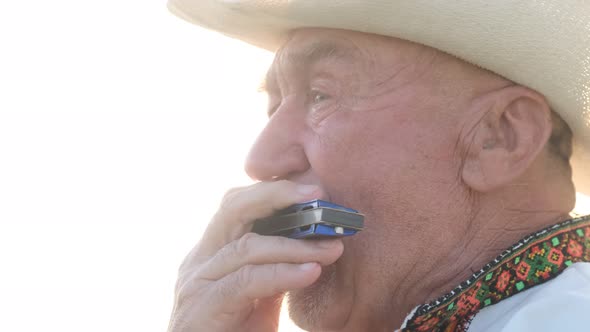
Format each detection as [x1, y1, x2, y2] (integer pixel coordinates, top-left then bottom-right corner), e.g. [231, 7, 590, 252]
[310, 90, 330, 104]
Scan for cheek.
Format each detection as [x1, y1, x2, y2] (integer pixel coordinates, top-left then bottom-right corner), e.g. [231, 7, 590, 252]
[304, 108, 459, 215]
[307, 110, 415, 193]
[302, 107, 466, 297]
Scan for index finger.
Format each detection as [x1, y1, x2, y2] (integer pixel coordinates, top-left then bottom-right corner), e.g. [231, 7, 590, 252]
[198, 180, 321, 256]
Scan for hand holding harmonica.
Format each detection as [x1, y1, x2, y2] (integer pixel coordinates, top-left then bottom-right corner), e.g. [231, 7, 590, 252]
[167, 181, 344, 332]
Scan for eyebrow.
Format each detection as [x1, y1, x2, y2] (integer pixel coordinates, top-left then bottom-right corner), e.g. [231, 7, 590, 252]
[260, 41, 358, 93]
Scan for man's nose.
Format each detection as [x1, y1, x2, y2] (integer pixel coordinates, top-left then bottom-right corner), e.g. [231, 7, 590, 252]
[244, 108, 310, 181]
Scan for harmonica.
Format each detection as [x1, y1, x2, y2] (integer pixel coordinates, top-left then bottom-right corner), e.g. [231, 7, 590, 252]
[252, 200, 364, 239]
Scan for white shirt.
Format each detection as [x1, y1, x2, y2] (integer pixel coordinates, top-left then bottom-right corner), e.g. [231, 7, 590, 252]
[468, 262, 590, 331]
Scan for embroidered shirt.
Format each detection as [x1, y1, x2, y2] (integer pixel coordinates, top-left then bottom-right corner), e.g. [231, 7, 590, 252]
[467, 262, 590, 331]
[399, 215, 590, 332]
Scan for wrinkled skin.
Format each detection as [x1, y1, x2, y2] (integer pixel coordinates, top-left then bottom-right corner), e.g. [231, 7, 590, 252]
[169, 28, 574, 332]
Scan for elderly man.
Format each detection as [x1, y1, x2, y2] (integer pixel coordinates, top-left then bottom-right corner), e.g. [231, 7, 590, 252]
[166, 1, 590, 331]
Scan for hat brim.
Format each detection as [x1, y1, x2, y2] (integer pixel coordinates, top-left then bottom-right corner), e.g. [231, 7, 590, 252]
[168, 0, 590, 194]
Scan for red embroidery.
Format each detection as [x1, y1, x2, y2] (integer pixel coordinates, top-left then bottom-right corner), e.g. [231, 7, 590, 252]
[567, 240, 583, 257]
[547, 248, 564, 266]
[495, 271, 510, 292]
[402, 216, 590, 332]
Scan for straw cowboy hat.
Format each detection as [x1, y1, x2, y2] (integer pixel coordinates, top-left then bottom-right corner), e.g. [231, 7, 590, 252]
[168, 0, 590, 194]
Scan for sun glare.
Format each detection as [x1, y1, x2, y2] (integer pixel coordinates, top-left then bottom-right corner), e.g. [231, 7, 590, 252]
[0, 2, 588, 332]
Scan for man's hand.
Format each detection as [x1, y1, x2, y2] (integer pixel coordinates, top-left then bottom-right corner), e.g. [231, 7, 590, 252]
[168, 181, 345, 332]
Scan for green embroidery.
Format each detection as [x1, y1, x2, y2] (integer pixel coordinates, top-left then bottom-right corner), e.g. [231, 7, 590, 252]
[402, 216, 590, 332]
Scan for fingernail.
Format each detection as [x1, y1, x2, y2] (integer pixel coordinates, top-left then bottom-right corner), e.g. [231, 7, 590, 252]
[297, 185, 318, 196]
[299, 262, 318, 271]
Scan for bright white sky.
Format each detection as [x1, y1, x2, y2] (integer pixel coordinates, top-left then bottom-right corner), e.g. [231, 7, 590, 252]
[0, 1, 589, 332]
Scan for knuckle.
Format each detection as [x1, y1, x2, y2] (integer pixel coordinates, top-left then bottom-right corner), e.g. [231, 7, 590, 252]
[175, 279, 192, 303]
[223, 186, 245, 198]
[178, 242, 206, 274]
[220, 189, 241, 210]
[174, 270, 202, 304]
[176, 263, 194, 286]
[178, 251, 195, 274]
[174, 260, 212, 301]
[175, 271, 216, 311]
[234, 232, 259, 257]
[217, 187, 253, 224]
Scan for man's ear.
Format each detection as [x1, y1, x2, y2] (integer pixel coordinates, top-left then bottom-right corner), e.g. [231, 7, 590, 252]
[461, 86, 552, 193]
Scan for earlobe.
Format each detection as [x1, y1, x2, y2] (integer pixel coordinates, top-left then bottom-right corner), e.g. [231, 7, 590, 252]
[461, 86, 552, 193]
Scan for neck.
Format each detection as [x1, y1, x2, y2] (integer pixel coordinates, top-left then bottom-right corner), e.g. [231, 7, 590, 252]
[399, 189, 572, 325]
[422, 210, 569, 303]
[353, 174, 575, 331]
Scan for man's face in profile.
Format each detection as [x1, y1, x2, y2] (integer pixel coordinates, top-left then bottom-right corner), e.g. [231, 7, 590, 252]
[244, 28, 513, 330]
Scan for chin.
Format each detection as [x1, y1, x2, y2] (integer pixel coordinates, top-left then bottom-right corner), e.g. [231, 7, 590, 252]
[287, 264, 350, 331]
